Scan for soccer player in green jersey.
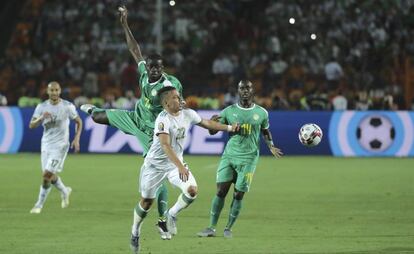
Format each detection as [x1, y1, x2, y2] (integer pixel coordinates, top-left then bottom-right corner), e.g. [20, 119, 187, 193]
[80, 6, 180, 240]
[197, 80, 283, 238]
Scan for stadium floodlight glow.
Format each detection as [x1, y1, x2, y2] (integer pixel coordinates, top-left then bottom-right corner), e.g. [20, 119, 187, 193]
[311, 33, 317, 40]
[169, 0, 176, 6]
[289, 18, 295, 24]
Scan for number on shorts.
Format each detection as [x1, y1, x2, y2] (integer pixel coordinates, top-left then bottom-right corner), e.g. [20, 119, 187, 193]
[51, 159, 59, 168]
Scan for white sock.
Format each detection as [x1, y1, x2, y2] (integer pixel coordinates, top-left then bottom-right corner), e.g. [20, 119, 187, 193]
[169, 194, 195, 217]
[52, 177, 68, 195]
[131, 203, 148, 236]
[35, 185, 52, 208]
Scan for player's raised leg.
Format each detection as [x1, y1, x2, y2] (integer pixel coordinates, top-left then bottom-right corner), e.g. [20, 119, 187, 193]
[166, 169, 198, 235]
[80, 104, 109, 125]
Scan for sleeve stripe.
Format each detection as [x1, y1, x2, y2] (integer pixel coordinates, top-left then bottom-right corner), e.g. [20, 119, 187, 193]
[138, 60, 146, 66]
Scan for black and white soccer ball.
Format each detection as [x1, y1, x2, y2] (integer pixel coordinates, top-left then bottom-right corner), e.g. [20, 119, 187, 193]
[356, 115, 395, 152]
[299, 123, 323, 147]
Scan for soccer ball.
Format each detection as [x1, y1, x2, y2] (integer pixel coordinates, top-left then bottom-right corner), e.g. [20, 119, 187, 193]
[356, 115, 395, 152]
[299, 123, 323, 147]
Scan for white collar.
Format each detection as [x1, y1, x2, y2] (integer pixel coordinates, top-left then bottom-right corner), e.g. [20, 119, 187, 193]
[236, 103, 255, 110]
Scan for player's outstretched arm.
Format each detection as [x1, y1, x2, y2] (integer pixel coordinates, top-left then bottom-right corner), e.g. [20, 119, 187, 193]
[158, 133, 189, 182]
[197, 119, 239, 133]
[207, 115, 221, 135]
[118, 6, 144, 64]
[261, 128, 283, 158]
[71, 116, 83, 152]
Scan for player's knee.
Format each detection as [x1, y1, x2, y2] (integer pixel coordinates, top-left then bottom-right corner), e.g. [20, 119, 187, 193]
[140, 198, 154, 210]
[187, 186, 197, 198]
[42, 171, 54, 181]
[234, 191, 245, 200]
[91, 111, 108, 124]
[216, 189, 227, 198]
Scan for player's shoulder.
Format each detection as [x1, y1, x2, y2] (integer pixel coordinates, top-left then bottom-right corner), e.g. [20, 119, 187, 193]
[182, 108, 198, 116]
[254, 103, 269, 117]
[157, 110, 169, 119]
[163, 74, 181, 86]
[61, 99, 74, 106]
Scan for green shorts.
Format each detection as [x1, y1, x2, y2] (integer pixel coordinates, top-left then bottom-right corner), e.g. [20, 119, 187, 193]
[106, 109, 153, 155]
[216, 156, 258, 192]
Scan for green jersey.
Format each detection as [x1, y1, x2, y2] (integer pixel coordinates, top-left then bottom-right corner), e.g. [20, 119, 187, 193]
[219, 103, 269, 162]
[136, 61, 183, 128]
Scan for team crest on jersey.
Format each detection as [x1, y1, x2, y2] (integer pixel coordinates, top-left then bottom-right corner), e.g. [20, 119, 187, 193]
[253, 114, 259, 121]
[151, 90, 158, 96]
[158, 122, 164, 131]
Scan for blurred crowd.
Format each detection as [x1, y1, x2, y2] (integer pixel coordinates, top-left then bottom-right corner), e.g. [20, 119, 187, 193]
[0, 0, 413, 110]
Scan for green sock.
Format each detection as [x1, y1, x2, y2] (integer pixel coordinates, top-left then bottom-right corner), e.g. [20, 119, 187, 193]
[208, 196, 225, 229]
[156, 183, 168, 220]
[225, 198, 242, 229]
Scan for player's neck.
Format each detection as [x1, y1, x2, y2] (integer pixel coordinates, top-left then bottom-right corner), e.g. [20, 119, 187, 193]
[239, 100, 253, 108]
[166, 108, 180, 116]
[49, 98, 61, 105]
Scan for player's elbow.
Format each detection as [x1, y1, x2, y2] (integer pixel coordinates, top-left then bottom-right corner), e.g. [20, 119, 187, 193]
[209, 130, 219, 135]
[29, 123, 36, 129]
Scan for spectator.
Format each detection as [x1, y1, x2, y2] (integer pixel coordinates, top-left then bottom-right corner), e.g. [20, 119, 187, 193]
[331, 90, 348, 110]
[0, 92, 7, 106]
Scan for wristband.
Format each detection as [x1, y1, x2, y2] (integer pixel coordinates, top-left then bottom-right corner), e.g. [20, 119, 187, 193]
[227, 125, 232, 132]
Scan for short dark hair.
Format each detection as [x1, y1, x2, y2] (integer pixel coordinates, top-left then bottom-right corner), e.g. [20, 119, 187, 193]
[158, 86, 177, 104]
[146, 53, 163, 62]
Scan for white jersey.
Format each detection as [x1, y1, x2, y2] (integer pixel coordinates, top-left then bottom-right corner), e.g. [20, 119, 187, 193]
[145, 108, 202, 169]
[32, 99, 78, 149]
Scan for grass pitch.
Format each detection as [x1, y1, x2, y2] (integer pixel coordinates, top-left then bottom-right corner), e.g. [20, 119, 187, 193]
[0, 154, 414, 254]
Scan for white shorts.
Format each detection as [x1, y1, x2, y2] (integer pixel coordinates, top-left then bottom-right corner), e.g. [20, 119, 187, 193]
[139, 162, 197, 199]
[41, 145, 69, 173]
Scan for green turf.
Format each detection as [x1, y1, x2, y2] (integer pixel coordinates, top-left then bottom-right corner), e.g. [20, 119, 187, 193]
[0, 154, 414, 254]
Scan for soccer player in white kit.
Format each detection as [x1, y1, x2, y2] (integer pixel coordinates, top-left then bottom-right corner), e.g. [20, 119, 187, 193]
[29, 81, 83, 214]
[130, 86, 239, 253]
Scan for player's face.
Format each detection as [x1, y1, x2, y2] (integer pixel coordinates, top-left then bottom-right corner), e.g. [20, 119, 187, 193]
[47, 84, 61, 101]
[146, 59, 163, 82]
[166, 90, 181, 113]
[238, 81, 253, 101]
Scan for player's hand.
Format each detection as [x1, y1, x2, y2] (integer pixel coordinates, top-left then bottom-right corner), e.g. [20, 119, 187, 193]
[230, 123, 240, 132]
[269, 145, 283, 158]
[118, 5, 128, 26]
[71, 139, 80, 153]
[42, 112, 52, 120]
[210, 115, 221, 122]
[178, 165, 189, 182]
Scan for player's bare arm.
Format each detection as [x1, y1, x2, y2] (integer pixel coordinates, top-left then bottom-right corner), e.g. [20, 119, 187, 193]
[261, 128, 283, 158]
[198, 119, 239, 133]
[119, 6, 144, 64]
[158, 133, 189, 182]
[71, 116, 83, 153]
[208, 114, 222, 135]
[29, 112, 51, 129]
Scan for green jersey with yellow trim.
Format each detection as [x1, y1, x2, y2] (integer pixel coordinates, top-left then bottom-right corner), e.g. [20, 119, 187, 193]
[136, 61, 183, 129]
[219, 103, 269, 162]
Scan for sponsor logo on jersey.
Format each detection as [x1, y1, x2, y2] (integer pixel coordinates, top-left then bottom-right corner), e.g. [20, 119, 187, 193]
[158, 122, 164, 131]
[151, 90, 158, 96]
[253, 114, 259, 121]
